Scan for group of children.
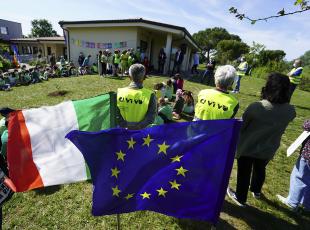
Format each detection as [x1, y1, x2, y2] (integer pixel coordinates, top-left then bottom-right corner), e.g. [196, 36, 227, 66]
[151, 73, 195, 126]
[96, 48, 150, 77]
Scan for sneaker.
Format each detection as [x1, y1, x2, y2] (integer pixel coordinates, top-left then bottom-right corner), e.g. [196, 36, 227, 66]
[227, 188, 246, 207]
[276, 194, 298, 212]
[252, 192, 261, 199]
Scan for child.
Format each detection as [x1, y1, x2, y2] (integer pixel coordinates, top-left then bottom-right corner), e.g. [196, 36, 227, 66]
[53, 65, 61, 78]
[120, 50, 128, 76]
[69, 62, 78, 76]
[176, 74, 184, 91]
[42, 68, 50, 81]
[164, 79, 174, 101]
[0, 71, 11, 91]
[182, 91, 195, 115]
[31, 67, 41, 83]
[8, 70, 18, 86]
[154, 83, 165, 100]
[172, 89, 185, 120]
[158, 98, 173, 123]
[23, 70, 32, 85]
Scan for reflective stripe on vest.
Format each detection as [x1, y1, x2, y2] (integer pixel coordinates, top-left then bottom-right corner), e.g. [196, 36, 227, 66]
[194, 89, 238, 120]
[237, 61, 248, 76]
[117, 87, 153, 122]
[289, 67, 303, 85]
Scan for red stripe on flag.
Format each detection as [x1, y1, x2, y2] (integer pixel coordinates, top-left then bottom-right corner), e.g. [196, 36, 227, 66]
[7, 111, 44, 192]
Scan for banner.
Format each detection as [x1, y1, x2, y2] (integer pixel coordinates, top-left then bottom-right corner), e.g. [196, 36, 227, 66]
[71, 38, 127, 49]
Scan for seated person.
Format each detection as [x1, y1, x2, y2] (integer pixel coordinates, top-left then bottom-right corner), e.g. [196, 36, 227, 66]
[173, 89, 185, 120]
[182, 91, 195, 115]
[0, 71, 11, 91]
[158, 98, 173, 123]
[69, 62, 78, 76]
[154, 83, 165, 100]
[23, 70, 32, 85]
[164, 79, 174, 101]
[31, 68, 41, 83]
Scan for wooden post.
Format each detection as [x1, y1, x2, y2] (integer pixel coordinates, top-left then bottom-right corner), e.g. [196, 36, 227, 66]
[116, 214, 121, 230]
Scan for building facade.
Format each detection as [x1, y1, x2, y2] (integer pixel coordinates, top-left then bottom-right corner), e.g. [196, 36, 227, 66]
[59, 18, 199, 74]
[0, 19, 22, 41]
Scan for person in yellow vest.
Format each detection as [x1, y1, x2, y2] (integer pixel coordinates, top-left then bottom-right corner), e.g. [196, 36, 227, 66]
[113, 49, 121, 77]
[116, 64, 157, 130]
[232, 56, 248, 93]
[288, 59, 303, 98]
[194, 65, 239, 120]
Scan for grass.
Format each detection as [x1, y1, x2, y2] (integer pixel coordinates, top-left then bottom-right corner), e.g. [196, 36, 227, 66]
[1, 73, 310, 229]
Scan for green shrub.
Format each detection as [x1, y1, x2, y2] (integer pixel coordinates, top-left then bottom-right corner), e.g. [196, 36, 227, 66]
[0, 55, 13, 71]
[251, 61, 289, 79]
[299, 66, 310, 92]
[28, 60, 47, 66]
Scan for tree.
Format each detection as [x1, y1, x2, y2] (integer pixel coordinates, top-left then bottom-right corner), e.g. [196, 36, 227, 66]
[30, 19, 59, 37]
[192, 27, 241, 61]
[216, 40, 250, 64]
[229, 0, 310, 24]
[258, 50, 286, 65]
[299, 50, 310, 66]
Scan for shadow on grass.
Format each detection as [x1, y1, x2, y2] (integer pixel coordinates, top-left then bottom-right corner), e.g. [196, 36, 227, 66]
[221, 200, 299, 230]
[177, 217, 235, 230]
[34, 185, 62, 195]
[104, 75, 127, 81]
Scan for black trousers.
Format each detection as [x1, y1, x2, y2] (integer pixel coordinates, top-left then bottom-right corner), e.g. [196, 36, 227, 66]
[289, 83, 297, 99]
[101, 62, 107, 75]
[236, 156, 269, 203]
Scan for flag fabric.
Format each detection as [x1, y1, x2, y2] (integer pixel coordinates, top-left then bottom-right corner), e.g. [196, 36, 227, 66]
[7, 93, 116, 192]
[66, 119, 242, 224]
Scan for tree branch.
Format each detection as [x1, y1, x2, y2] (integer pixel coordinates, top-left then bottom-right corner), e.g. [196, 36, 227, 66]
[229, 6, 310, 24]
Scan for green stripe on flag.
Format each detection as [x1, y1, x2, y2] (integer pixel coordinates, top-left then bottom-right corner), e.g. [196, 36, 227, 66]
[73, 92, 117, 178]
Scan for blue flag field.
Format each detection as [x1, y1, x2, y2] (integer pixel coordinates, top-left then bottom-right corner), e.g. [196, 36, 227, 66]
[66, 119, 242, 224]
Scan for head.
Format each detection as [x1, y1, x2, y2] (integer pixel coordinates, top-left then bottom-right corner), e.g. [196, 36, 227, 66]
[129, 64, 146, 84]
[214, 65, 236, 91]
[293, 59, 302, 68]
[158, 98, 166, 106]
[176, 89, 183, 100]
[183, 91, 194, 104]
[167, 79, 172, 86]
[174, 73, 180, 79]
[261, 73, 290, 104]
[88, 55, 91, 58]
[154, 83, 164, 90]
[240, 56, 246, 62]
[99, 51, 102, 55]
[0, 107, 15, 117]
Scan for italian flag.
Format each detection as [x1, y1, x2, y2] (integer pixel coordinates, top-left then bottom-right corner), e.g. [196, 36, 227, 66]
[7, 93, 116, 192]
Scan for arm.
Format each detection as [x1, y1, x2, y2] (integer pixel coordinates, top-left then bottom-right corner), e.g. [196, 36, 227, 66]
[291, 68, 303, 77]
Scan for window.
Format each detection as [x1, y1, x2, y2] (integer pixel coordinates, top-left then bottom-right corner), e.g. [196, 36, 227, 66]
[33, 47, 38, 54]
[0, 27, 8, 35]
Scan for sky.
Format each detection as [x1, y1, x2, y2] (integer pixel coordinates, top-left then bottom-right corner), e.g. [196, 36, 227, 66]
[1, 0, 309, 60]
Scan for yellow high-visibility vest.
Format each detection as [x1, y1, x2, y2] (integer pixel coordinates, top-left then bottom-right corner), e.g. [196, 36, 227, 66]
[114, 54, 120, 64]
[289, 67, 303, 85]
[117, 87, 153, 122]
[237, 61, 248, 76]
[195, 89, 238, 120]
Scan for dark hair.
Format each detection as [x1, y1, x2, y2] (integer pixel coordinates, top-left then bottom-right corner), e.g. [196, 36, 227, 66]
[183, 90, 194, 105]
[261, 72, 290, 104]
[154, 83, 164, 90]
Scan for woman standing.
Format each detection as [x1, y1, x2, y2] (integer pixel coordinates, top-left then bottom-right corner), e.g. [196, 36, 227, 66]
[227, 73, 296, 207]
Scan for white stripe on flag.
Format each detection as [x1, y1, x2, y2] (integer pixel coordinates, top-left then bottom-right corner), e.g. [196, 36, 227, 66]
[23, 101, 88, 187]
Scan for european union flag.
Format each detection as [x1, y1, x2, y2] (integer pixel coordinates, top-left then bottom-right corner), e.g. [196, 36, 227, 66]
[66, 119, 241, 224]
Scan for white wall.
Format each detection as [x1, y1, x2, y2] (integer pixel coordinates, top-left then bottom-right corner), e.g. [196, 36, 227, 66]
[68, 27, 138, 65]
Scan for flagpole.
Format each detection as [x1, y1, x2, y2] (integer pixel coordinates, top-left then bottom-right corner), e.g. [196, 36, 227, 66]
[116, 214, 121, 230]
[210, 224, 217, 230]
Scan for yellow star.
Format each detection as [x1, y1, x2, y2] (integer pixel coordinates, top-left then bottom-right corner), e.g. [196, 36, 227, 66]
[140, 192, 151, 199]
[175, 166, 188, 177]
[124, 193, 134, 200]
[157, 141, 170, 155]
[111, 167, 120, 178]
[127, 137, 136, 149]
[169, 180, 181, 190]
[115, 150, 126, 161]
[171, 155, 183, 163]
[156, 187, 168, 197]
[142, 134, 154, 147]
[112, 185, 121, 197]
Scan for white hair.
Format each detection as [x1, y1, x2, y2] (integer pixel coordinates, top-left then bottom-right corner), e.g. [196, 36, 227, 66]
[129, 64, 145, 83]
[214, 65, 236, 89]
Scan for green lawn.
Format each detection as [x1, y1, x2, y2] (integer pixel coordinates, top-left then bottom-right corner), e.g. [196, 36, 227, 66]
[1, 74, 310, 229]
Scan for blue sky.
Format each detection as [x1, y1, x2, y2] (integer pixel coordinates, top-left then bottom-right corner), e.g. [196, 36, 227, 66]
[2, 0, 309, 60]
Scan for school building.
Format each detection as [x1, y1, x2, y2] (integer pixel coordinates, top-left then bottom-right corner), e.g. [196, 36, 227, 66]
[10, 37, 66, 63]
[59, 18, 199, 74]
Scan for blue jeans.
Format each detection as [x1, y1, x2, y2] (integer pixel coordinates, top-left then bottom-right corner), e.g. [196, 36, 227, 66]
[234, 75, 242, 92]
[286, 156, 310, 209]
